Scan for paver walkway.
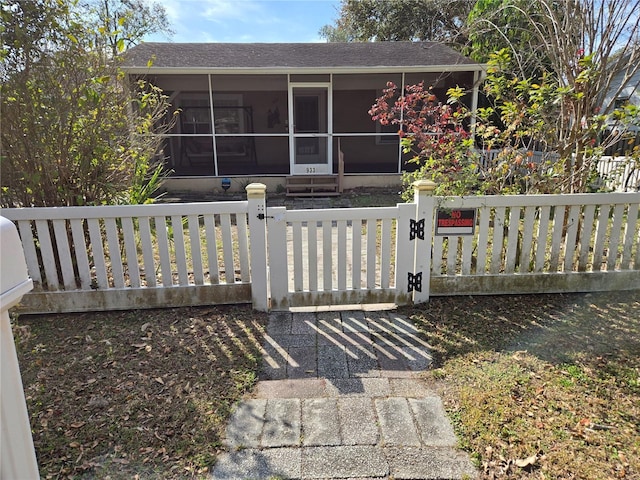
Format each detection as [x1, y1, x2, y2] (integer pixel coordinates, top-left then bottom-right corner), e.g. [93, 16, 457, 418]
[212, 310, 477, 480]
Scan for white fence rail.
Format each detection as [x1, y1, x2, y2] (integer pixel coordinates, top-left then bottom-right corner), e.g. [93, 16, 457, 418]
[2, 186, 639, 313]
[1, 202, 252, 313]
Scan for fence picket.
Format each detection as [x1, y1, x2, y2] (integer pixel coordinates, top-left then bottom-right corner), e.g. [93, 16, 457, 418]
[350, 220, 360, 289]
[16, 221, 42, 285]
[535, 206, 551, 272]
[154, 216, 173, 287]
[293, 222, 303, 292]
[592, 206, 609, 271]
[52, 219, 76, 290]
[104, 218, 125, 288]
[548, 206, 565, 272]
[519, 206, 537, 273]
[432, 236, 443, 275]
[170, 215, 188, 286]
[380, 218, 392, 289]
[505, 207, 521, 274]
[203, 215, 219, 284]
[323, 220, 333, 291]
[563, 205, 581, 272]
[138, 217, 156, 287]
[476, 207, 490, 274]
[446, 237, 458, 275]
[69, 219, 91, 289]
[120, 217, 140, 288]
[87, 219, 109, 289]
[578, 205, 596, 272]
[267, 207, 288, 308]
[607, 204, 626, 271]
[461, 235, 473, 275]
[366, 219, 376, 288]
[237, 213, 250, 283]
[308, 221, 318, 291]
[337, 220, 347, 291]
[187, 215, 204, 285]
[34, 220, 59, 290]
[220, 214, 235, 283]
[395, 203, 414, 295]
[490, 207, 506, 274]
[621, 203, 639, 269]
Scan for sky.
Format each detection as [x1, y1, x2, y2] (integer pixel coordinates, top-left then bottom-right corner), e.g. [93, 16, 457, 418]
[150, 0, 342, 43]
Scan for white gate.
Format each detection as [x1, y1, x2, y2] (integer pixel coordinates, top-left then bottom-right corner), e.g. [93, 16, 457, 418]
[264, 182, 436, 310]
[266, 205, 408, 309]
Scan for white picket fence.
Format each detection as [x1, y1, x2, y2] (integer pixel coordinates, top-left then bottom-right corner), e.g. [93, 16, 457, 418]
[429, 192, 640, 296]
[2, 184, 639, 313]
[597, 156, 640, 192]
[1, 202, 256, 313]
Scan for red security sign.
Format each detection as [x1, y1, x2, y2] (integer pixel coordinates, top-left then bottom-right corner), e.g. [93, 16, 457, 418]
[435, 208, 476, 236]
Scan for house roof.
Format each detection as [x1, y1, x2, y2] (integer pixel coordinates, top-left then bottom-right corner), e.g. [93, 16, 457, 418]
[123, 42, 483, 74]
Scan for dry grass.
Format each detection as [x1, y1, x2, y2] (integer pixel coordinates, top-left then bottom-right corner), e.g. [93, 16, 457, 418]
[401, 290, 640, 479]
[13, 305, 267, 479]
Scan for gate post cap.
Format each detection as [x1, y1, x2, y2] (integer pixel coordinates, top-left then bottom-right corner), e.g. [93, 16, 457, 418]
[246, 183, 267, 198]
[412, 179, 437, 192]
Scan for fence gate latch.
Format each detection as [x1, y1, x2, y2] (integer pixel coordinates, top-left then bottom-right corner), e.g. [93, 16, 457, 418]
[407, 272, 422, 292]
[409, 218, 425, 241]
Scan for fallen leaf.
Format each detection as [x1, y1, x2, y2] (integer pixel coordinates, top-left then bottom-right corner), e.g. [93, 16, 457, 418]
[515, 454, 538, 468]
[154, 377, 164, 385]
[141, 323, 151, 332]
[70, 421, 85, 429]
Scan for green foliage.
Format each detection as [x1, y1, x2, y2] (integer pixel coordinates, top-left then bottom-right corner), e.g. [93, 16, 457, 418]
[0, 0, 174, 207]
[319, 0, 471, 43]
[370, 48, 640, 197]
[466, 0, 550, 77]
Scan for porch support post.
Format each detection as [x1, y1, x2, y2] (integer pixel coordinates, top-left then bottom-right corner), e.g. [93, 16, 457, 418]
[412, 179, 437, 304]
[246, 183, 269, 311]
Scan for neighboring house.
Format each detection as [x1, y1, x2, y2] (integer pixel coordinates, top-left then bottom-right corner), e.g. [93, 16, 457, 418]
[123, 42, 484, 193]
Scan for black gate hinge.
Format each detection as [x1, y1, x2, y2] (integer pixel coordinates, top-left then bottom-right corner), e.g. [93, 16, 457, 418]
[408, 272, 422, 293]
[409, 218, 425, 241]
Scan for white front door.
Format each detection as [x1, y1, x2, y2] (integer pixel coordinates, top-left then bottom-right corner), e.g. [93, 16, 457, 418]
[290, 85, 331, 175]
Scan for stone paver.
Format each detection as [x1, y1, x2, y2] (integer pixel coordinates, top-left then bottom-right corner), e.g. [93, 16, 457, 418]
[338, 397, 379, 445]
[302, 398, 341, 446]
[375, 397, 421, 447]
[212, 447, 301, 480]
[212, 310, 476, 480]
[317, 344, 349, 378]
[261, 399, 301, 447]
[301, 446, 389, 479]
[384, 446, 477, 479]
[223, 399, 266, 448]
[409, 397, 459, 446]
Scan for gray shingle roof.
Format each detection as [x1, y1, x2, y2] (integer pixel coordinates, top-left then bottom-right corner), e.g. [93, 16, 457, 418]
[123, 42, 479, 71]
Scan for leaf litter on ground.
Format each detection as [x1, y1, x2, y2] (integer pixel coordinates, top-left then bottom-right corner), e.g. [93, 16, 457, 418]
[401, 290, 640, 479]
[12, 290, 640, 479]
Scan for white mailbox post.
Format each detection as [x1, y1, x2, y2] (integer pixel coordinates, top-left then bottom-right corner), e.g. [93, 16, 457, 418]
[0, 216, 39, 479]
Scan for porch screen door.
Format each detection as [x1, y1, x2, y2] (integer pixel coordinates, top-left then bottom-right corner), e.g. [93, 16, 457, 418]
[291, 86, 331, 175]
